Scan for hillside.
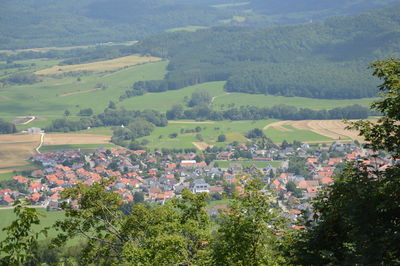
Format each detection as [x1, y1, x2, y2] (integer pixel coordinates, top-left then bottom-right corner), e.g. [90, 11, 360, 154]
[129, 4, 400, 99]
[0, 0, 398, 49]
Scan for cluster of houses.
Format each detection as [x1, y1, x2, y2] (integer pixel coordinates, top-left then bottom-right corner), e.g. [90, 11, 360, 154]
[0, 141, 396, 225]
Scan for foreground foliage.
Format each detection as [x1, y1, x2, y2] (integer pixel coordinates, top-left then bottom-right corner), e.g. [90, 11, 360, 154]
[288, 58, 400, 265]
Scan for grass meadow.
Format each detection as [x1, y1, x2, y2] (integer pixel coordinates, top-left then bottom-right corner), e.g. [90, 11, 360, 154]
[0, 60, 168, 119]
[0, 209, 65, 241]
[137, 120, 277, 150]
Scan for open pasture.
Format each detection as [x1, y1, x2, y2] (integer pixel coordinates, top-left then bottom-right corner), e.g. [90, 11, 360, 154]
[119, 81, 226, 112]
[35, 55, 161, 75]
[0, 134, 40, 169]
[0, 60, 168, 119]
[137, 119, 276, 150]
[212, 91, 374, 110]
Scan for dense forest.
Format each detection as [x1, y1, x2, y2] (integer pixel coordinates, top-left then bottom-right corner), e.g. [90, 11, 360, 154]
[0, 0, 397, 49]
[129, 5, 400, 99]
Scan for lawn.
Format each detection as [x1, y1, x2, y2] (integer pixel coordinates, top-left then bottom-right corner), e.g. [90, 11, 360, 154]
[214, 160, 282, 169]
[137, 119, 277, 150]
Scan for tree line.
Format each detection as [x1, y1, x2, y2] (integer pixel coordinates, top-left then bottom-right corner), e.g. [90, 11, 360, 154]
[0, 119, 16, 134]
[46, 109, 167, 133]
[167, 103, 371, 121]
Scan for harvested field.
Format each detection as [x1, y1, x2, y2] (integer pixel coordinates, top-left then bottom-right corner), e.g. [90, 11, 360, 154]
[0, 134, 40, 168]
[35, 55, 161, 75]
[192, 142, 212, 150]
[43, 134, 111, 145]
[264, 120, 363, 142]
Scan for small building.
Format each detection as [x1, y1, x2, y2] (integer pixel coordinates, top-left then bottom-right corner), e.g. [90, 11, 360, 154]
[27, 127, 43, 134]
[191, 179, 210, 193]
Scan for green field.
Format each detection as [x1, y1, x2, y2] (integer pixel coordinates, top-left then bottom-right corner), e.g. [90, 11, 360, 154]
[137, 119, 277, 150]
[119, 81, 226, 112]
[0, 60, 168, 120]
[40, 143, 118, 153]
[264, 125, 332, 143]
[0, 172, 15, 181]
[167, 26, 208, 32]
[214, 160, 282, 169]
[0, 209, 65, 241]
[213, 91, 374, 110]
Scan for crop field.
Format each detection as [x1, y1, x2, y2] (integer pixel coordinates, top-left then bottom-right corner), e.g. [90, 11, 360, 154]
[137, 119, 277, 150]
[214, 160, 282, 169]
[263, 120, 363, 143]
[35, 55, 161, 75]
[0, 134, 40, 169]
[43, 134, 111, 145]
[0, 60, 168, 119]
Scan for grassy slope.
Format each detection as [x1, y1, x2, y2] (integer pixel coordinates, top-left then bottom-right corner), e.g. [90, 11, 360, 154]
[0, 60, 168, 119]
[119, 81, 226, 112]
[213, 91, 374, 110]
[137, 120, 277, 150]
[120, 81, 373, 113]
[0, 209, 65, 241]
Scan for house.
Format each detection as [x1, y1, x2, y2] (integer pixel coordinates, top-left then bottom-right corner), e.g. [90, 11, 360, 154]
[180, 160, 197, 168]
[191, 179, 210, 193]
[216, 152, 234, 160]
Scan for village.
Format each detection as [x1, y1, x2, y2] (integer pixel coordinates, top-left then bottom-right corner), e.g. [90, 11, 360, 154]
[0, 140, 395, 225]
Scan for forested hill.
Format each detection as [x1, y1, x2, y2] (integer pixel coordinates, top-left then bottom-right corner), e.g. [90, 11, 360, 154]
[130, 4, 400, 99]
[0, 0, 398, 49]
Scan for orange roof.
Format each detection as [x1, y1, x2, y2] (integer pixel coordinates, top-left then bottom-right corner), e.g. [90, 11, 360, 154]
[13, 175, 29, 183]
[321, 177, 333, 185]
[307, 158, 318, 163]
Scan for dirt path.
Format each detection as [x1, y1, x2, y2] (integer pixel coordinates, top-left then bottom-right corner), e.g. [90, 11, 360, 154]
[263, 121, 292, 132]
[192, 142, 212, 150]
[36, 133, 45, 154]
[20, 116, 36, 125]
[211, 92, 231, 104]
